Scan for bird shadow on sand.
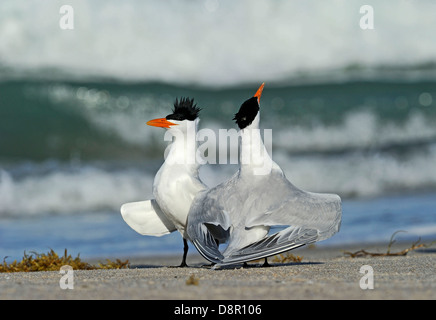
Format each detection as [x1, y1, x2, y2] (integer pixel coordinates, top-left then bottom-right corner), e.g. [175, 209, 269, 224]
[187, 261, 324, 270]
[129, 264, 169, 269]
[128, 260, 324, 269]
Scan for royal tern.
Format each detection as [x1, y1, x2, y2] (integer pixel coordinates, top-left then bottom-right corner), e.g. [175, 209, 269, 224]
[187, 84, 342, 267]
[121, 97, 207, 267]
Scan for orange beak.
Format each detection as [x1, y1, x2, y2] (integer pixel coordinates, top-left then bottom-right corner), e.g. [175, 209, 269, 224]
[254, 83, 265, 103]
[146, 118, 178, 128]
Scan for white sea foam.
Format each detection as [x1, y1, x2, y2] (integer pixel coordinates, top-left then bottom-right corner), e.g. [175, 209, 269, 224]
[1, 0, 436, 85]
[276, 146, 436, 198]
[42, 84, 436, 156]
[273, 110, 436, 153]
[407, 224, 436, 237]
[0, 167, 154, 216]
[2, 141, 436, 217]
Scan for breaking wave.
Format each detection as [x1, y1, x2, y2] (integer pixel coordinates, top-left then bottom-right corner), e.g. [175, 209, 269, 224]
[1, 0, 436, 86]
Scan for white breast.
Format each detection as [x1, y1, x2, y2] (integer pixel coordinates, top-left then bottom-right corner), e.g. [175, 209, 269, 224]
[154, 162, 205, 237]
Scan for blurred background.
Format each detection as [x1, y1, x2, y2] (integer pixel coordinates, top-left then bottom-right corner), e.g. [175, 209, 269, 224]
[1, 0, 436, 261]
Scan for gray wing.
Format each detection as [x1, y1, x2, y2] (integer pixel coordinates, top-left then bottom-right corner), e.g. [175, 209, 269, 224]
[186, 190, 230, 263]
[216, 170, 341, 266]
[243, 171, 342, 241]
[188, 167, 341, 265]
[186, 174, 242, 263]
[217, 226, 314, 266]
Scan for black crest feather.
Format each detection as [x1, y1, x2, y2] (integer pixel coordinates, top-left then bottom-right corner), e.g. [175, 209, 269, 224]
[233, 97, 259, 129]
[166, 97, 201, 121]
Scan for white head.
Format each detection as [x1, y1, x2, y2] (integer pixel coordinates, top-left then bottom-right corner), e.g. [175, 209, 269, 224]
[147, 97, 201, 130]
[147, 97, 201, 165]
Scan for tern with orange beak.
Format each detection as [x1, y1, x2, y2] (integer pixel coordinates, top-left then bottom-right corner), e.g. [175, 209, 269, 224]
[187, 83, 342, 267]
[121, 97, 208, 267]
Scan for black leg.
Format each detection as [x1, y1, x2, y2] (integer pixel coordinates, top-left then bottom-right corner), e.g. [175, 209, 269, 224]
[262, 258, 270, 267]
[179, 238, 189, 267]
[243, 258, 270, 268]
[169, 238, 189, 268]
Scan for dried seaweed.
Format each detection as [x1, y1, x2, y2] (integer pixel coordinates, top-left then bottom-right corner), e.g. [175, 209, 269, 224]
[344, 231, 436, 258]
[96, 258, 131, 270]
[271, 252, 303, 263]
[185, 274, 199, 285]
[248, 252, 303, 265]
[0, 249, 130, 273]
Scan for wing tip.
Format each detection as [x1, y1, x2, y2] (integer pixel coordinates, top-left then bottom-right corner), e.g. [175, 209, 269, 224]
[192, 239, 224, 263]
[120, 202, 128, 217]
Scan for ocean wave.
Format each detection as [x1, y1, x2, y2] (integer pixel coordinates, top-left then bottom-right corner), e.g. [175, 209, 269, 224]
[1, 0, 436, 85]
[3, 80, 436, 158]
[407, 224, 436, 237]
[276, 146, 436, 198]
[44, 84, 169, 146]
[273, 110, 436, 154]
[0, 166, 154, 217]
[2, 77, 436, 216]
[35, 83, 436, 152]
[2, 143, 436, 217]
[0, 162, 236, 217]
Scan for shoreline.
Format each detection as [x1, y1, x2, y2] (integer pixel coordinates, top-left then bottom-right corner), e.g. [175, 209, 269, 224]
[1, 242, 435, 300]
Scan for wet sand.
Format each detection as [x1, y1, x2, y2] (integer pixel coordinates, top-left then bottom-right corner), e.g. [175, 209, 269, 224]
[1, 243, 435, 300]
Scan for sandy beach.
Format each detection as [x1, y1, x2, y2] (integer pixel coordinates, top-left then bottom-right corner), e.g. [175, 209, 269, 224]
[1, 243, 435, 300]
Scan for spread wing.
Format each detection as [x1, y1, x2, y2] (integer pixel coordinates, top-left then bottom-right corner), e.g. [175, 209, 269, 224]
[244, 175, 342, 242]
[188, 167, 342, 266]
[187, 173, 244, 263]
[120, 199, 176, 236]
[217, 226, 314, 266]
[217, 172, 341, 266]
[187, 189, 232, 263]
